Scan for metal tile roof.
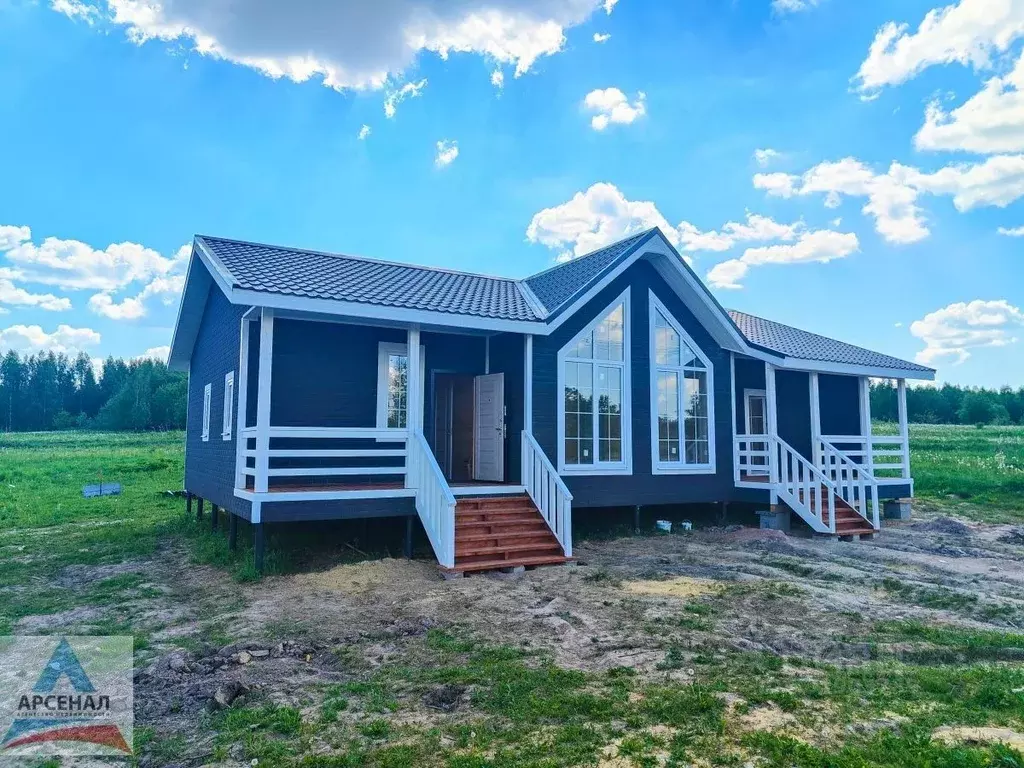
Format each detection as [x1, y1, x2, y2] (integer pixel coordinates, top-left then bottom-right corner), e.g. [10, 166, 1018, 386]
[523, 230, 655, 314]
[728, 310, 933, 373]
[196, 235, 542, 322]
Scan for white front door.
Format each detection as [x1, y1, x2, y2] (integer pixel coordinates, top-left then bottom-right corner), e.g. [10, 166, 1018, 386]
[744, 389, 769, 475]
[473, 373, 505, 482]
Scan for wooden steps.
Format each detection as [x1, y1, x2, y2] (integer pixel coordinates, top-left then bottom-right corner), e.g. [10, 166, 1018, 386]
[453, 494, 569, 573]
[794, 485, 877, 537]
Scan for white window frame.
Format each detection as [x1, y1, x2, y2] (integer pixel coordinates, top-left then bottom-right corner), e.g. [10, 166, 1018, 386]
[648, 290, 717, 475]
[556, 288, 632, 476]
[222, 371, 235, 440]
[375, 341, 426, 431]
[202, 383, 212, 442]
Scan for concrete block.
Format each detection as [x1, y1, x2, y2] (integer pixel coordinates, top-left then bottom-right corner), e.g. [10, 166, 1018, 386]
[884, 499, 912, 520]
[757, 508, 791, 533]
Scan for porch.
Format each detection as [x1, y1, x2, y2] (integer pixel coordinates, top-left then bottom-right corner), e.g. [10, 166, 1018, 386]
[731, 357, 912, 536]
[231, 307, 572, 571]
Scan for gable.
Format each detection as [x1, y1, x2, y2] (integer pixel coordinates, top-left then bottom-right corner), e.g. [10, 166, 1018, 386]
[167, 246, 215, 371]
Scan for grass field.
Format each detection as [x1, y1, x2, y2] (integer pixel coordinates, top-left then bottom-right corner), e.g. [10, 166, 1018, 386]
[0, 426, 1023, 767]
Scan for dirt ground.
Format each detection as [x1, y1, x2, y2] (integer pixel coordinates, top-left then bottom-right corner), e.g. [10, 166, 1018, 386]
[25, 503, 1024, 765]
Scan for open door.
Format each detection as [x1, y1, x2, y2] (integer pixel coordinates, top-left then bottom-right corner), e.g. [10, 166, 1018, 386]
[473, 373, 505, 482]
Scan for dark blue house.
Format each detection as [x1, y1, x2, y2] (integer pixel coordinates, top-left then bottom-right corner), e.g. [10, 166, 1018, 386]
[167, 228, 934, 572]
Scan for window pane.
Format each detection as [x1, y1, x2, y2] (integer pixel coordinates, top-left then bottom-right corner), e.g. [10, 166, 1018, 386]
[597, 365, 622, 463]
[657, 371, 680, 464]
[565, 362, 594, 464]
[387, 353, 408, 429]
[655, 310, 680, 366]
[569, 333, 593, 359]
[595, 303, 624, 361]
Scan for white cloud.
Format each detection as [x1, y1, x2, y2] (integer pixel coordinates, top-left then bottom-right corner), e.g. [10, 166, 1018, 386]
[88, 293, 145, 320]
[434, 139, 459, 167]
[137, 345, 171, 363]
[0, 280, 71, 312]
[75, 0, 608, 91]
[51, 0, 100, 22]
[358, 124, 371, 140]
[593, 32, 610, 42]
[491, 69, 504, 88]
[0, 226, 31, 251]
[910, 299, 1024, 364]
[999, 225, 1024, 235]
[602, 0, 617, 13]
[706, 229, 859, 289]
[678, 213, 802, 253]
[753, 148, 781, 167]
[526, 183, 679, 261]
[772, 0, 820, 14]
[916, 51, 1024, 153]
[88, 273, 186, 320]
[583, 87, 646, 130]
[383, 78, 426, 118]
[0, 228, 179, 291]
[854, 0, 1024, 95]
[897, 154, 1024, 210]
[0, 324, 101, 356]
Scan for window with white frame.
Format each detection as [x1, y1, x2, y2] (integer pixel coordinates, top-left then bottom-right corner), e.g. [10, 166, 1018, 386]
[376, 342, 425, 430]
[650, 292, 715, 472]
[202, 383, 212, 442]
[222, 371, 234, 440]
[558, 290, 631, 473]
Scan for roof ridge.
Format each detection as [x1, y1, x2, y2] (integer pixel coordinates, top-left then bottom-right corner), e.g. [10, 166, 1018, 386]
[523, 227, 658, 283]
[195, 234, 521, 284]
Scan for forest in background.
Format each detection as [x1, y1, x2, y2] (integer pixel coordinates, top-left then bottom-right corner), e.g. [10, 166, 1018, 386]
[0, 349, 1022, 432]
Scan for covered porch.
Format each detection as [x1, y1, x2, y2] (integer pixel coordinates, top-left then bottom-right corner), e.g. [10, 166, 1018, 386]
[231, 307, 571, 570]
[730, 356, 912, 534]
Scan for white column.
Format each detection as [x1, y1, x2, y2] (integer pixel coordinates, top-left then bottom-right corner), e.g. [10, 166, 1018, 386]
[254, 307, 274, 493]
[234, 314, 251, 489]
[765, 363, 779, 497]
[809, 372, 822, 469]
[897, 378, 910, 481]
[524, 335, 533, 434]
[859, 376, 873, 474]
[407, 326, 422, 433]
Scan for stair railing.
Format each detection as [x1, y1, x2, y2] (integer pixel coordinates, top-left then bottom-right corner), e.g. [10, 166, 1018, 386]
[406, 431, 457, 568]
[522, 431, 574, 557]
[771, 435, 837, 534]
[818, 439, 880, 530]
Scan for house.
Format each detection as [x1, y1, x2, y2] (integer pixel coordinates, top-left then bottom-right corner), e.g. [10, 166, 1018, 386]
[167, 228, 935, 573]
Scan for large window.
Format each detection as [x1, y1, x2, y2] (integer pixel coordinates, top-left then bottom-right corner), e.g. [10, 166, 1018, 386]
[376, 342, 425, 430]
[559, 290, 631, 473]
[650, 292, 715, 473]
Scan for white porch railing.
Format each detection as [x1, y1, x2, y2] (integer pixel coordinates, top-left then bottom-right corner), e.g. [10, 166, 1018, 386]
[819, 434, 911, 485]
[522, 431, 573, 557]
[406, 431, 457, 569]
[770, 435, 836, 534]
[237, 426, 409, 491]
[733, 436, 772, 485]
[819, 440, 880, 530]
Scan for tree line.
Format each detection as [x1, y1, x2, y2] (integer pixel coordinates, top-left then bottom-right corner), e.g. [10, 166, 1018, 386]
[870, 380, 1024, 426]
[0, 351, 186, 432]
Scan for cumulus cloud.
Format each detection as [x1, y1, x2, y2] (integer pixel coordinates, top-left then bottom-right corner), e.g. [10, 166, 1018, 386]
[0, 280, 72, 312]
[854, 0, 1024, 95]
[491, 69, 504, 88]
[706, 229, 859, 289]
[0, 324, 101, 356]
[434, 139, 459, 167]
[998, 225, 1024, 236]
[383, 78, 427, 118]
[916, 51, 1024, 154]
[583, 88, 646, 130]
[772, 0, 821, 14]
[0, 226, 31, 251]
[137, 345, 171, 362]
[56, 0, 610, 91]
[593, 32, 610, 42]
[677, 213, 802, 253]
[358, 124, 371, 140]
[754, 148, 781, 167]
[88, 273, 186, 320]
[51, 0, 100, 22]
[910, 299, 1024, 364]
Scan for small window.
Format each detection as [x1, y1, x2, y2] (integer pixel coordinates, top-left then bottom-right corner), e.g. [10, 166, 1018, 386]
[376, 342, 425, 430]
[202, 383, 212, 442]
[222, 371, 234, 440]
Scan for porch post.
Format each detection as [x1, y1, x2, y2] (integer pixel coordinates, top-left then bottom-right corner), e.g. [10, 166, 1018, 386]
[897, 378, 910, 482]
[254, 307, 275, 493]
[407, 326, 422, 432]
[809, 372, 822, 469]
[765, 363, 779, 496]
[234, 312, 251, 489]
[524, 335, 533, 434]
[859, 376, 873, 474]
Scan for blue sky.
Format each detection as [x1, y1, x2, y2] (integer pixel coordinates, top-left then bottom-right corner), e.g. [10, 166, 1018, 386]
[0, 0, 1022, 385]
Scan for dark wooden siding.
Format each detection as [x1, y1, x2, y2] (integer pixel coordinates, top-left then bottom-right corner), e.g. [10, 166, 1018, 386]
[819, 374, 862, 437]
[776, 370, 812, 460]
[733, 357, 766, 433]
[532, 259, 737, 508]
[184, 268, 250, 517]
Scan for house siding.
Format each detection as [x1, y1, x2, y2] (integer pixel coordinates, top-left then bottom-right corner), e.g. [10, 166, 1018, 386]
[532, 259, 737, 508]
[184, 272, 250, 517]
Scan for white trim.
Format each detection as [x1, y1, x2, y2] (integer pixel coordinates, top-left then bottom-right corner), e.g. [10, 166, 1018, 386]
[234, 316, 251, 487]
[556, 287, 632, 476]
[741, 388, 769, 478]
[809, 372, 822, 468]
[222, 370, 235, 440]
[254, 307, 275, 493]
[236, 488, 416, 503]
[517, 281, 550, 319]
[859, 376, 874, 474]
[407, 328, 422, 431]
[764, 363, 778, 503]
[375, 341, 426, 431]
[769, 356, 935, 381]
[648, 290, 717, 475]
[897, 378, 911, 488]
[201, 383, 211, 442]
